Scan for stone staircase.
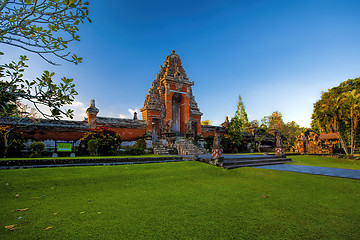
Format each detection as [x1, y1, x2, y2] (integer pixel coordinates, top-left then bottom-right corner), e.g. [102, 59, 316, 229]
[219, 155, 292, 169]
[153, 141, 170, 155]
[176, 138, 208, 155]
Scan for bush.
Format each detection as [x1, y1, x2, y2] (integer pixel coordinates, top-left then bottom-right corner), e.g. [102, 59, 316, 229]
[79, 127, 121, 156]
[133, 138, 147, 149]
[29, 141, 45, 157]
[0, 126, 25, 158]
[87, 139, 99, 156]
[129, 147, 145, 155]
[168, 148, 178, 155]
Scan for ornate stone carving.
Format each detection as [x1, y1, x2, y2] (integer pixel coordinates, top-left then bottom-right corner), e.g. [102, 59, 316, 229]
[141, 50, 202, 138]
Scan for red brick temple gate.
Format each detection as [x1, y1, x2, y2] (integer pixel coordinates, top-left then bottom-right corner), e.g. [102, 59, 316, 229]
[141, 50, 203, 144]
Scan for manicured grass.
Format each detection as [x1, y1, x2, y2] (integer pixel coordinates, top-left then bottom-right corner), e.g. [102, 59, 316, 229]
[0, 154, 173, 161]
[288, 155, 360, 170]
[1, 161, 359, 239]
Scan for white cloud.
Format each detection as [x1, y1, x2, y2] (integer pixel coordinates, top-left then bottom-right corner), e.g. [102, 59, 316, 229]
[64, 101, 87, 121]
[118, 107, 142, 119]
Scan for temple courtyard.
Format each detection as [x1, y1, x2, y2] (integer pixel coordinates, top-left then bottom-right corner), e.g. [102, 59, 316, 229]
[1, 155, 359, 239]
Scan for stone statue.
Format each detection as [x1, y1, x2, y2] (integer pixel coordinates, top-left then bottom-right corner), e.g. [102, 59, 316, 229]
[185, 121, 193, 134]
[274, 128, 283, 148]
[213, 127, 221, 149]
[166, 120, 173, 133]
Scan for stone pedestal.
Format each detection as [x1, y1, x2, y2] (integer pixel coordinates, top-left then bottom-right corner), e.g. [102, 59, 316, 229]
[210, 148, 224, 166]
[275, 148, 284, 156]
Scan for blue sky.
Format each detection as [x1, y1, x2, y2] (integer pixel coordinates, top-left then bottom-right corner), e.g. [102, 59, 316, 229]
[2, 0, 360, 127]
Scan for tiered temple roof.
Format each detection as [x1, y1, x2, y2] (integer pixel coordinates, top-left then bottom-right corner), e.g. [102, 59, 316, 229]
[141, 50, 201, 115]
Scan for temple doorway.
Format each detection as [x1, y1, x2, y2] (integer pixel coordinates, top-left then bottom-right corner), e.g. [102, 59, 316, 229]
[192, 121, 198, 138]
[152, 119, 159, 142]
[172, 93, 182, 135]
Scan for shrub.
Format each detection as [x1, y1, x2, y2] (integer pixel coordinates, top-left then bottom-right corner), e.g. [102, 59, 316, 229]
[0, 126, 25, 158]
[29, 141, 45, 157]
[168, 148, 178, 155]
[133, 138, 146, 149]
[87, 139, 99, 156]
[80, 127, 121, 156]
[129, 147, 145, 155]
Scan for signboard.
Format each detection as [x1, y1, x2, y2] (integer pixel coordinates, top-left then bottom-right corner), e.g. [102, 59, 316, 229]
[57, 143, 72, 152]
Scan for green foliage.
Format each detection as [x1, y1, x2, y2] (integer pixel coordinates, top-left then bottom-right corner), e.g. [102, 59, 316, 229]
[133, 138, 146, 149]
[80, 127, 122, 156]
[0, 56, 77, 118]
[226, 95, 249, 152]
[0, 125, 25, 157]
[0, 0, 90, 65]
[129, 147, 145, 155]
[87, 139, 99, 156]
[204, 135, 214, 151]
[201, 119, 212, 125]
[29, 141, 45, 157]
[0, 0, 91, 118]
[311, 77, 360, 155]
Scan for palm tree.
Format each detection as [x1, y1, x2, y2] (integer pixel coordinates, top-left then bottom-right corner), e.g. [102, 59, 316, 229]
[313, 91, 349, 155]
[341, 89, 360, 155]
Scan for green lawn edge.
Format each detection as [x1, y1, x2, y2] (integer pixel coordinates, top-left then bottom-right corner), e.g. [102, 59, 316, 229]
[0, 154, 177, 161]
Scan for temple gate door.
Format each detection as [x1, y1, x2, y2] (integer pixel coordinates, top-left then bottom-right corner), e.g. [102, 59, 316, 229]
[172, 93, 182, 136]
[152, 119, 159, 142]
[192, 122, 197, 139]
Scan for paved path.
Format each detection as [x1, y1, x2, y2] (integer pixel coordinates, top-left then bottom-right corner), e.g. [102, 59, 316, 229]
[256, 164, 360, 180]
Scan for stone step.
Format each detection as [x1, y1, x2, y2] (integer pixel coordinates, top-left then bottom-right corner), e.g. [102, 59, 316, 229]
[225, 161, 291, 169]
[222, 158, 292, 169]
[222, 157, 291, 165]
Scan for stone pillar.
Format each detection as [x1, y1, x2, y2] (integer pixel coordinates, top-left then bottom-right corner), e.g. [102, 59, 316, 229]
[86, 99, 99, 128]
[210, 127, 224, 166]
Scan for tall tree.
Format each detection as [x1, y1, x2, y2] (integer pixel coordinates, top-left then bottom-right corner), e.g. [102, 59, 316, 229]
[1, 0, 90, 65]
[234, 95, 249, 129]
[311, 77, 360, 155]
[226, 95, 249, 152]
[0, 0, 90, 158]
[0, 0, 90, 118]
[341, 89, 360, 155]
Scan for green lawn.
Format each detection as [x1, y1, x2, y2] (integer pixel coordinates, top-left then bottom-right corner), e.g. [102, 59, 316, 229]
[1, 159, 359, 239]
[288, 155, 360, 170]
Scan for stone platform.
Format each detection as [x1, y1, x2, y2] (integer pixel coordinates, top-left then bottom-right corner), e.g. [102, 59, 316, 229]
[197, 154, 292, 169]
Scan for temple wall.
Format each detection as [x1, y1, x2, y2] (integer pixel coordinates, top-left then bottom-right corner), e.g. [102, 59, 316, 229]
[21, 130, 85, 142]
[19, 127, 146, 143]
[111, 128, 147, 142]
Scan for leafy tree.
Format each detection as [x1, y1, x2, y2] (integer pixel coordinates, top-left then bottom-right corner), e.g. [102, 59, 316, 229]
[0, 125, 25, 157]
[341, 89, 360, 155]
[80, 127, 122, 156]
[201, 119, 212, 125]
[1, 56, 77, 118]
[235, 95, 249, 128]
[311, 77, 360, 156]
[226, 95, 249, 152]
[268, 111, 286, 132]
[1, 0, 90, 118]
[1, 0, 90, 65]
[260, 111, 304, 150]
[1, 1, 90, 157]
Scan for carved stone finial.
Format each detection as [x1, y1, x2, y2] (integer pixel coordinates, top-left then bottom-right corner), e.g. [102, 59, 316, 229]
[86, 99, 99, 115]
[86, 99, 99, 127]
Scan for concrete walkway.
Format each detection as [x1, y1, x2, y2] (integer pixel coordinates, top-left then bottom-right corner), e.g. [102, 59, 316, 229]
[256, 164, 360, 180]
